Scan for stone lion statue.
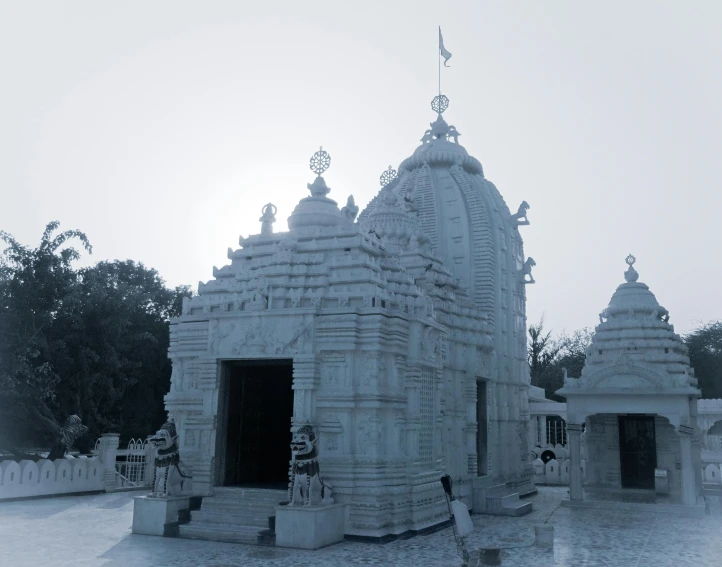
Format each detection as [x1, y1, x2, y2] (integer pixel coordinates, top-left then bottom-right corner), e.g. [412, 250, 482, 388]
[147, 419, 192, 498]
[288, 425, 333, 506]
[510, 201, 530, 226]
[520, 257, 536, 284]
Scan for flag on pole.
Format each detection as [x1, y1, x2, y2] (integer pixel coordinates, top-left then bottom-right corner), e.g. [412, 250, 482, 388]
[439, 26, 452, 67]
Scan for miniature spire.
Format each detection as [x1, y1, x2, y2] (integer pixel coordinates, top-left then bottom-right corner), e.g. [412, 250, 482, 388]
[259, 203, 277, 236]
[624, 254, 639, 283]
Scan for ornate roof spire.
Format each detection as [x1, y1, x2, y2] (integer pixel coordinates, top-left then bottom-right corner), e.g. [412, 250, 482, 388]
[624, 254, 639, 283]
[307, 146, 332, 197]
[259, 203, 277, 236]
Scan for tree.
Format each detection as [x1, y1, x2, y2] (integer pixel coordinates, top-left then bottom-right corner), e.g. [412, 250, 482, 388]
[48, 260, 191, 441]
[1, 223, 192, 452]
[0, 221, 92, 449]
[528, 318, 592, 401]
[685, 321, 722, 399]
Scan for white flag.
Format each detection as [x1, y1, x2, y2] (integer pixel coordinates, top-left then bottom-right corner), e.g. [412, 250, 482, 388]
[439, 26, 452, 67]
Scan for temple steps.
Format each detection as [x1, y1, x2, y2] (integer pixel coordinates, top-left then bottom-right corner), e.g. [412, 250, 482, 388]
[178, 487, 286, 545]
[485, 484, 533, 517]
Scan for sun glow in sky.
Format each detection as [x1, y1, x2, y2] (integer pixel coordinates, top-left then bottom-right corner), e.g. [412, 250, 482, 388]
[2, 0, 721, 335]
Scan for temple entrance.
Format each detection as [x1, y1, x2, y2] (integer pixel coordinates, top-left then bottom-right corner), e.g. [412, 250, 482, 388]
[219, 359, 294, 488]
[618, 415, 657, 489]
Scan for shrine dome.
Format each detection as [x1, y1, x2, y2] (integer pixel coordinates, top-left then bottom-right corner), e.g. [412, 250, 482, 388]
[581, 256, 697, 387]
[357, 96, 530, 331]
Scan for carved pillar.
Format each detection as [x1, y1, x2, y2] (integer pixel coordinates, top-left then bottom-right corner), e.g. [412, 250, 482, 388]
[678, 424, 697, 506]
[567, 424, 583, 501]
[292, 354, 320, 426]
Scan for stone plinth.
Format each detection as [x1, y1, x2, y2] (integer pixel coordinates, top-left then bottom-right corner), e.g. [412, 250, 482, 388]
[535, 524, 554, 547]
[132, 496, 190, 537]
[275, 503, 346, 550]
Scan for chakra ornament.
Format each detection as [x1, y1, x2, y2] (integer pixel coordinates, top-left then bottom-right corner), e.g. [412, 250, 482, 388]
[624, 254, 639, 283]
[380, 165, 398, 187]
[431, 94, 449, 114]
[309, 146, 331, 176]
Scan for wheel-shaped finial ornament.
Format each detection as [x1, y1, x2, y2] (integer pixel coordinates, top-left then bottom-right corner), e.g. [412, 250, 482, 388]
[625, 254, 636, 266]
[310, 146, 331, 176]
[380, 165, 398, 187]
[431, 94, 449, 114]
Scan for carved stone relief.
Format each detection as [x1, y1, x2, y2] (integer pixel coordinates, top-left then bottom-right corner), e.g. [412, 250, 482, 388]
[209, 316, 312, 357]
[322, 352, 347, 386]
[357, 416, 384, 455]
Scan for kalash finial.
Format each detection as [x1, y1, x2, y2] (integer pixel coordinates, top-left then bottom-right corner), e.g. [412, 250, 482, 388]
[624, 254, 639, 282]
[380, 165, 398, 188]
[307, 146, 332, 198]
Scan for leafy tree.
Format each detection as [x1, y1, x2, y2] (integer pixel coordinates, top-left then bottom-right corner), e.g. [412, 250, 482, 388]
[1, 223, 192, 453]
[0, 222, 92, 450]
[48, 260, 191, 441]
[685, 321, 722, 399]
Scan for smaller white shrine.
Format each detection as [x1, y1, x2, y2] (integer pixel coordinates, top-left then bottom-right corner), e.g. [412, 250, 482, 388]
[557, 256, 704, 506]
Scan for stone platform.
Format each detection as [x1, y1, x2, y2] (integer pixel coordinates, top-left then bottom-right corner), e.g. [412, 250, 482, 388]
[1, 487, 721, 566]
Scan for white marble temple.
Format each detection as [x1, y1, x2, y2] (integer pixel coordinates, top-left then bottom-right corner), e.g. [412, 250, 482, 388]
[164, 99, 535, 539]
[558, 256, 704, 506]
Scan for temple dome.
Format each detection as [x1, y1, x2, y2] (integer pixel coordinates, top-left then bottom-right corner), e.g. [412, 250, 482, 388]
[287, 175, 348, 232]
[359, 178, 430, 254]
[583, 256, 696, 387]
[358, 101, 527, 331]
[358, 96, 531, 390]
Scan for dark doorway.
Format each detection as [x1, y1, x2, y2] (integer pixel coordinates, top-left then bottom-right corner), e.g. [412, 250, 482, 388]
[222, 360, 294, 488]
[618, 415, 657, 489]
[476, 379, 487, 476]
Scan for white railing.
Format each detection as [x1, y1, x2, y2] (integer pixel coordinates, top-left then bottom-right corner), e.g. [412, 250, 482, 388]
[1, 434, 154, 500]
[113, 438, 152, 489]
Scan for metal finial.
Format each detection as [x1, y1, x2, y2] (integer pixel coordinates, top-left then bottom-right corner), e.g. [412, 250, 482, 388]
[624, 254, 639, 283]
[431, 94, 449, 114]
[309, 146, 331, 176]
[380, 165, 398, 187]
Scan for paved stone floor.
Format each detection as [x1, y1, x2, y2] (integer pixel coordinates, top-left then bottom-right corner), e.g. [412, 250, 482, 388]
[1, 487, 721, 567]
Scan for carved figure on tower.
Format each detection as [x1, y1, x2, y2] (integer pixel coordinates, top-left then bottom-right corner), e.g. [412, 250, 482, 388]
[520, 257, 536, 284]
[341, 195, 359, 222]
[510, 201, 531, 226]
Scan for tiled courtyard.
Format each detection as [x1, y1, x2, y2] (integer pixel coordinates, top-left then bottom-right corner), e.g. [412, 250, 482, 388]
[1, 487, 721, 567]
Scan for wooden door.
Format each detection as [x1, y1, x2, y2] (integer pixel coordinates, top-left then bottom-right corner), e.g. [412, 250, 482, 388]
[618, 415, 657, 489]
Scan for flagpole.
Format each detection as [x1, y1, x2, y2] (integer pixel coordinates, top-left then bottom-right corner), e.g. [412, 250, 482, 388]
[438, 26, 441, 104]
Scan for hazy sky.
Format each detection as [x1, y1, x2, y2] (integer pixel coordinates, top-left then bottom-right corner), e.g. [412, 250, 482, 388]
[2, 1, 721, 336]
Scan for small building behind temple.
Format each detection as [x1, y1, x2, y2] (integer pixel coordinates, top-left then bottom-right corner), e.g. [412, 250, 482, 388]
[557, 256, 704, 507]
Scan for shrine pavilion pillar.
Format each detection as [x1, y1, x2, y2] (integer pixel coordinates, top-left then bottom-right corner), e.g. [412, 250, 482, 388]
[567, 423, 584, 501]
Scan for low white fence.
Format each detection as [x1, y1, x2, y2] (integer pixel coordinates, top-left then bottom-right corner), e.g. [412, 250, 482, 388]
[0, 455, 105, 499]
[94, 437, 152, 489]
[0, 433, 154, 500]
[531, 447, 722, 488]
